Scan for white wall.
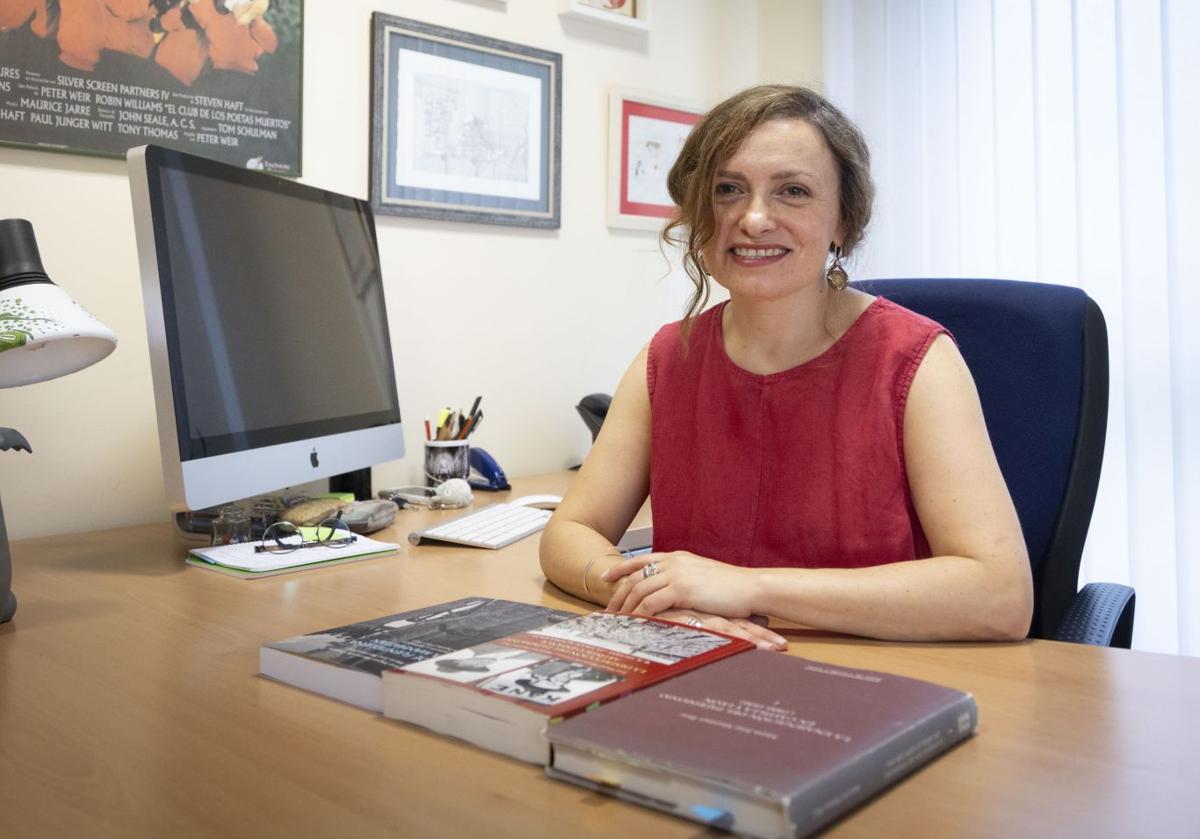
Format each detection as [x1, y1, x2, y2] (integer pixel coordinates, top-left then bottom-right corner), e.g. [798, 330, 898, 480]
[759, 0, 823, 86]
[0, 0, 823, 540]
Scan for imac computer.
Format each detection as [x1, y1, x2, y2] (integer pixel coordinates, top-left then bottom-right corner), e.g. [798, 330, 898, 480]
[128, 144, 404, 513]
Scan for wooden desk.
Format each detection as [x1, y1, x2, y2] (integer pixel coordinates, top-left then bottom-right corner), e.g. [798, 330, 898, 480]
[1, 472, 1196, 837]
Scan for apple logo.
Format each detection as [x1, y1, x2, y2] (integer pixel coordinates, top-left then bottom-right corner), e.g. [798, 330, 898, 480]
[310, 448, 319, 468]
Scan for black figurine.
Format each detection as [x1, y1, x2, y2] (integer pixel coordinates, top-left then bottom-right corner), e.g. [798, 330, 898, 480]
[0, 426, 30, 623]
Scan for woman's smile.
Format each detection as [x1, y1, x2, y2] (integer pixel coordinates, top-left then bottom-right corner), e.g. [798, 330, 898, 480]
[728, 244, 791, 267]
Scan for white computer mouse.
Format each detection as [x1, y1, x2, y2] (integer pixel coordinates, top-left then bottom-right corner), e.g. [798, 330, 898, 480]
[508, 494, 563, 510]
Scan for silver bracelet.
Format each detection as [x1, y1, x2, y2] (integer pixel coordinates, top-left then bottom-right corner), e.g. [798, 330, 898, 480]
[584, 547, 632, 598]
[581, 558, 599, 598]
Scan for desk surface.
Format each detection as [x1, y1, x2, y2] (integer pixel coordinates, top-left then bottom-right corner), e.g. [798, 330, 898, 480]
[2, 472, 1197, 838]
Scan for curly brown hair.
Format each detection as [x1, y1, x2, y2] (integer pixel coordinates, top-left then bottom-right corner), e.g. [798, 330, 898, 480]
[662, 85, 874, 341]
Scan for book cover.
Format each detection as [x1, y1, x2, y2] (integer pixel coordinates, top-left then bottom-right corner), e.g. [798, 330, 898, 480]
[259, 598, 576, 711]
[546, 651, 978, 839]
[381, 612, 754, 765]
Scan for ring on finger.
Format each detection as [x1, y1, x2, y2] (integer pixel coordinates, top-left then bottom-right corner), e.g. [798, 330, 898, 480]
[684, 616, 703, 628]
[642, 562, 660, 579]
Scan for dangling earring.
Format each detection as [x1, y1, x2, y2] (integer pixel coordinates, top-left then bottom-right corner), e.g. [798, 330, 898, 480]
[825, 244, 848, 291]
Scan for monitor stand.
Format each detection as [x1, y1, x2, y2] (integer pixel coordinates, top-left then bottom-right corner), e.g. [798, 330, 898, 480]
[329, 467, 372, 502]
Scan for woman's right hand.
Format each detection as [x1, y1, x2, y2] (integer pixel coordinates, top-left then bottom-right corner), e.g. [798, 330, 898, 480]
[657, 608, 788, 651]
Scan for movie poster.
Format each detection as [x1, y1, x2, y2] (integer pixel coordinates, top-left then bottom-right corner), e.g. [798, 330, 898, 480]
[0, 0, 302, 175]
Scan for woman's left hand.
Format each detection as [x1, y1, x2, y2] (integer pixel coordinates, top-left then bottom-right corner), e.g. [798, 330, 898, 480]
[601, 551, 759, 618]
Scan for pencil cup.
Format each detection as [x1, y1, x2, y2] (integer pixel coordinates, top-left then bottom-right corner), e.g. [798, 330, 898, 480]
[425, 440, 470, 486]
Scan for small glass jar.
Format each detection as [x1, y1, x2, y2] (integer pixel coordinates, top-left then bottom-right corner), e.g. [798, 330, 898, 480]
[210, 506, 252, 546]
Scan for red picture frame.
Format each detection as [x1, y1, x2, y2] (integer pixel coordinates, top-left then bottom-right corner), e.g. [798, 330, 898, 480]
[607, 89, 702, 230]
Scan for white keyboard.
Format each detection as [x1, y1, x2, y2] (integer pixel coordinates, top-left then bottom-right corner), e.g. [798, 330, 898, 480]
[408, 502, 553, 549]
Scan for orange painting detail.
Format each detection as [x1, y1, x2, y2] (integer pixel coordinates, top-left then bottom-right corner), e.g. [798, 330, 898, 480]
[0, 0, 278, 86]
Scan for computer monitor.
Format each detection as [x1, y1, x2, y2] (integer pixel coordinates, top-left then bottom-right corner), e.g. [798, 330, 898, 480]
[128, 144, 404, 513]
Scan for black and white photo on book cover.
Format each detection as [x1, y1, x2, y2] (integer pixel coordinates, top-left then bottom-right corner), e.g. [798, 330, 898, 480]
[480, 659, 620, 706]
[267, 598, 573, 676]
[536, 612, 735, 665]
[403, 642, 546, 682]
[404, 642, 623, 706]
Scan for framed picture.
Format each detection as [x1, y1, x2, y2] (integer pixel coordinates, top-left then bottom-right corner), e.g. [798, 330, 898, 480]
[559, 0, 651, 32]
[0, 0, 304, 174]
[370, 14, 562, 229]
[607, 89, 702, 231]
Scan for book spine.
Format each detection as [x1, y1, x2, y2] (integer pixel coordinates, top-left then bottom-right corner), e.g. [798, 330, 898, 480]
[788, 694, 979, 835]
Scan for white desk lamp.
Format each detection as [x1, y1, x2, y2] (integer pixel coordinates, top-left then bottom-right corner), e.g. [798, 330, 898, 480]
[0, 218, 117, 623]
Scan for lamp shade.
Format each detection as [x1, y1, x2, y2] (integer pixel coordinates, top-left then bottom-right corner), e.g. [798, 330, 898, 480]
[0, 219, 117, 388]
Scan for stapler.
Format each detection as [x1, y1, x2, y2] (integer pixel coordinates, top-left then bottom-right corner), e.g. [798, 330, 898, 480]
[468, 447, 511, 491]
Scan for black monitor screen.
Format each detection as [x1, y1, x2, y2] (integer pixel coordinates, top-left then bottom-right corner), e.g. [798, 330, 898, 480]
[144, 146, 401, 460]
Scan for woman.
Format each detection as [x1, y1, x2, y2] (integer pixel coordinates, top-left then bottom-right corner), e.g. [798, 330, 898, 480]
[539, 86, 1032, 649]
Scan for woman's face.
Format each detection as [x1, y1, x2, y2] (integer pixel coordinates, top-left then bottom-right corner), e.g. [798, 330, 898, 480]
[701, 118, 843, 302]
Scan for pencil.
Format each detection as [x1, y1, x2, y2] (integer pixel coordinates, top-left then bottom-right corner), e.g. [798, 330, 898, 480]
[456, 416, 475, 440]
[424, 418, 432, 441]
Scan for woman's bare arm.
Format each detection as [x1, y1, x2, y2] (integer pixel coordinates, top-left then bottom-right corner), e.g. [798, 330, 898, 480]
[538, 345, 654, 604]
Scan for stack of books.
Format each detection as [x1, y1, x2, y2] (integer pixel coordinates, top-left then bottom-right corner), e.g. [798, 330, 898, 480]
[260, 598, 978, 839]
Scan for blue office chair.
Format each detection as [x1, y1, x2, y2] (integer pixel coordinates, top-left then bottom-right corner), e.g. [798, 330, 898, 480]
[855, 278, 1136, 647]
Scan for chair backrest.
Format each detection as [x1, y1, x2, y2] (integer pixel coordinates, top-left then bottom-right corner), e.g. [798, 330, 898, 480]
[853, 278, 1108, 639]
[576, 393, 612, 443]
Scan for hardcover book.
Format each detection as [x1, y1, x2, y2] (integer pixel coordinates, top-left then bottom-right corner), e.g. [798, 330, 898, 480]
[546, 650, 978, 839]
[259, 598, 576, 711]
[381, 612, 754, 764]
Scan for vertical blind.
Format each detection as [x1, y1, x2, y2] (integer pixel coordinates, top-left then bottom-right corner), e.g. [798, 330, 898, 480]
[823, 0, 1199, 654]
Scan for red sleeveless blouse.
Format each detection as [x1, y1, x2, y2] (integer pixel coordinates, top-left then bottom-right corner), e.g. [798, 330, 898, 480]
[647, 297, 948, 569]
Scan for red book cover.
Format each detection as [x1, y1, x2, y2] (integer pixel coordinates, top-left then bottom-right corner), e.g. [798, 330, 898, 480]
[381, 612, 754, 764]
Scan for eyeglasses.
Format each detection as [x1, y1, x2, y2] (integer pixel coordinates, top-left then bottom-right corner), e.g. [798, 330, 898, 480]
[255, 515, 357, 554]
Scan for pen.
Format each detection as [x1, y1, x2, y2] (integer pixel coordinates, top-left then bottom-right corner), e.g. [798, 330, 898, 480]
[424, 417, 432, 441]
[456, 416, 475, 440]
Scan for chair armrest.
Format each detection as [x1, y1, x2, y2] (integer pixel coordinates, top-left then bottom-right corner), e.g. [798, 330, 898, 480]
[1054, 582, 1136, 648]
